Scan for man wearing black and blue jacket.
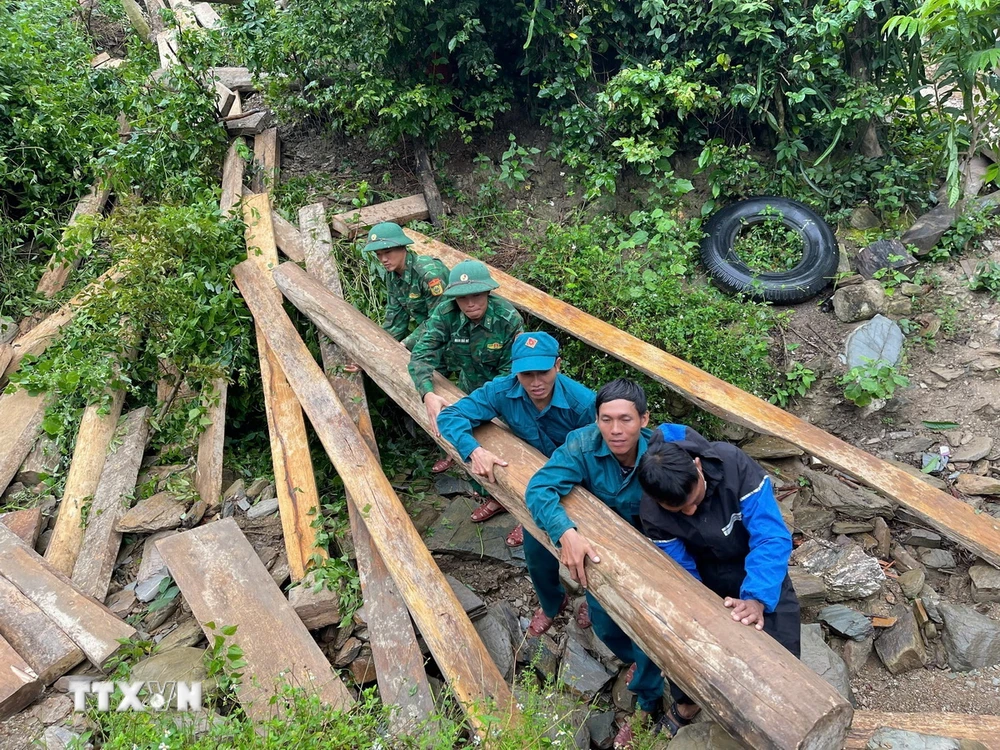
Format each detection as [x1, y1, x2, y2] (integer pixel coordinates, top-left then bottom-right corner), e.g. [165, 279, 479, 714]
[637, 424, 800, 735]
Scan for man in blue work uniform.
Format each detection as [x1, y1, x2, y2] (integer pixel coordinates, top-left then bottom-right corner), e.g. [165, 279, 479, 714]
[438, 332, 596, 630]
[525, 378, 664, 747]
[637, 426, 800, 737]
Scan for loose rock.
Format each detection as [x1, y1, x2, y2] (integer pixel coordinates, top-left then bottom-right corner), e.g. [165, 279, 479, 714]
[842, 636, 874, 677]
[791, 539, 885, 601]
[819, 604, 874, 641]
[918, 548, 956, 571]
[740, 435, 804, 459]
[950, 436, 993, 463]
[874, 608, 926, 675]
[520, 635, 560, 681]
[558, 636, 612, 701]
[969, 564, 1000, 603]
[132, 646, 208, 685]
[904, 529, 943, 548]
[898, 569, 926, 600]
[833, 281, 886, 323]
[117, 491, 187, 534]
[804, 469, 894, 520]
[866, 727, 977, 750]
[901, 204, 959, 255]
[854, 238, 916, 278]
[586, 710, 617, 750]
[956, 474, 1000, 496]
[938, 602, 1000, 671]
[670, 722, 744, 750]
[800, 623, 853, 702]
[246, 497, 279, 519]
[611, 664, 637, 712]
[872, 517, 892, 558]
[474, 612, 515, 681]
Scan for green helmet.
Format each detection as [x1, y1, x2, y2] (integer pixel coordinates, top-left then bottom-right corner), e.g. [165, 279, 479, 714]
[443, 260, 499, 297]
[362, 222, 414, 253]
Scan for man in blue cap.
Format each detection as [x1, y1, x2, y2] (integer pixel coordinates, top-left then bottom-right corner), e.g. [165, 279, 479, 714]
[438, 332, 596, 619]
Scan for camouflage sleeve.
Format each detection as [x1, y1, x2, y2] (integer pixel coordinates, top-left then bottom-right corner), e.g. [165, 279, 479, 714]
[401, 319, 430, 351]
[420, 261, 448, 314]
[382, 292, 409, 342]
[495, 312, 524, 376]
[407, 309, 450, 398]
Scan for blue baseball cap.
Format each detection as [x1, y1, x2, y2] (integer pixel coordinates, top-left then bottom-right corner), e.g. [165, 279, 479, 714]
[512, 332, 560, 374]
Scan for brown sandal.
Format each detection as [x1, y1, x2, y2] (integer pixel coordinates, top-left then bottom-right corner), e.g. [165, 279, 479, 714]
[432, 456, 454, 473]
[575, 600, 591, 629]
[470, 498, 506, 522]
[505, 524, 524, 547]
[527, 594, 569, 637]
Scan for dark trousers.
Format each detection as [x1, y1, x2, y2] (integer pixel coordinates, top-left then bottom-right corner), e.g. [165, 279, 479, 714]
[523, 530, 565, 616]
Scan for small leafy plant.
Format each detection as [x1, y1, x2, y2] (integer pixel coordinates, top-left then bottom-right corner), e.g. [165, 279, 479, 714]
[969, 260, 1000, 299]
[839, 357, 909, 407]
[769, 361, 817, 407]
[204, 621, 248, 700]
[732, 209, 804, 273]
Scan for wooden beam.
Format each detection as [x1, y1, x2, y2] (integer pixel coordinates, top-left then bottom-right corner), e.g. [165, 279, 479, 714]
[214, 81, 235, 117]
[164, 0, 198, 30]
[45, 389, 127, 575]
[0, 508, 43, 547]
[0, 575, 83, 685]
[210, 66, 254, 92]
[0, 632, 42, 721]
[155, 31, 179, 68]
[194, 378, 227, 509]
[232, 260, 519, 732]
[299, 203, 435, 734]
[191, 1, 222, 28]
[242, 193, 323, 580]
[240, 186, 304, 261]
[329, 194, 429, 239]
[120, 0, 153, 45]
[220, 138, 245, 218]
[848, 712, 1000, 749]
[252, 128, 280, 193]
[407, 232, 1000, 569]
[0, 390, 47, 496]
[4, 265, 125, 382]
[272, 262, 852, 750]
[71, 408, 150, 602]
[145, 0, 167, 34]
[414, 143, 445, 227]
[0, 525, 136, 668]
[0, 344, 11, 378]
[36, 182, 112, 298]
[156, 519, 353, 719]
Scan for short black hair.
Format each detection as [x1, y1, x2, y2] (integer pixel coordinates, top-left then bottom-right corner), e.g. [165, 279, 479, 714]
[638, 436, 699, 508]
[596, 378, 647, 416]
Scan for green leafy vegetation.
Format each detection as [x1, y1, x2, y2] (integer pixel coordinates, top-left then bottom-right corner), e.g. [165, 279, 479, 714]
[770, 361, 817, 408]
[732, 211, 804, 273]
[840, 357, 910, 407]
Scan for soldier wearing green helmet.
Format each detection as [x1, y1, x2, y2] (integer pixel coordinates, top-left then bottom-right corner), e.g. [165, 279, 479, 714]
[362, 222, 449, 351]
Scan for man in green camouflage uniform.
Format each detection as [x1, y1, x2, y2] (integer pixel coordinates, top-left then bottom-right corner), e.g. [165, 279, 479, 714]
[363, 222, 449, 350]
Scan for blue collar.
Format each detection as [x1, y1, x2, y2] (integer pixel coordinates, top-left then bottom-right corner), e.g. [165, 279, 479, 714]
[507, 374, 572, 414]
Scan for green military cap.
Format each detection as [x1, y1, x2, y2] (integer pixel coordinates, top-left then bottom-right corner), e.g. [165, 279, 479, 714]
[362, 222, 414, 253]
[443, 259, 499, 298]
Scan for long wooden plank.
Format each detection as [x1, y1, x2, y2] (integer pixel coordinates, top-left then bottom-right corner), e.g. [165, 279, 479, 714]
[164, 0, 198, 30]
[0, 525, 136, 668]
[240, 186, 305, 261]
[233, 260, 518, 733]
[242, 193, 323, 580]
[299, 204, 434, 734]
[272, 262, 852, 750]
[191, 2, 223, 28]
[4, 265, 124, 381]
[0, 631, 42, 720]
[194, 378, 227, 509]
[329, 194, 429, 239]
[220, 138, 245, 217]
[0, 508, 43, 547]
[847, 712, 1000, 749]
[408, 231, 1000, 569]
[0, 390, 47, 496]
[45, 389, 128, 575]
[156, 519, 353, 719]
[71, 408, 150, 601]
[0, 344, 11, 378]
[36, 182, 112, 298]
[209, 67, 254, 92]
[155, 31, 179, 68]
[251, 128, 280, 193]
[0, 575, 83, 684]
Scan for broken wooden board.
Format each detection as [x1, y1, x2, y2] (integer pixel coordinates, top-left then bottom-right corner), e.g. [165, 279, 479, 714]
[155, 31, 179, 68]
[45, 389, 128, 575]
[0, 575, 83, 685]
[848, 712, 1000, 749]
[0, 508, 43, 547]
[214, 81, 236, 117]
[272, 262, 852, 750]
[191, 2, 222, 28]
[209, 66, 254, 91]
[251, 128, 280, 193]
[0, 390, 47, 496]
[36, 182, 112, 298]
[0, 344, 12, 378]
[71, 408, 150, 602]
[407, 231, 1000, 570]
[156, 519, 352, 719]
[298, 203, 435, 734]
[220, 138, 245, 217]
[0, 525, 135, 668]
[0, 631, 42, 721]
[164, 0, 198, 30]
[329, 194, 429, 239]
[234, 260, 518, 732]
[91, 51, 112, 67]
[194, 379, 227, 509]
[243, 193, 323, 580]
[240, 186, 304, 261]
[225, 110, 273, 137]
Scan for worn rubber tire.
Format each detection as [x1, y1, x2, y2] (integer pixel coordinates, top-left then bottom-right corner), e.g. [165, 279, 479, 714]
[700, 197, 838, 304]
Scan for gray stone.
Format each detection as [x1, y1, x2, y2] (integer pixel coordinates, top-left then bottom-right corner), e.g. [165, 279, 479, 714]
[918, 548, 956, 571]
[117, 491, 187, 534]
[444, 575, 487, 620]
[851, 205, 881, 230]
[900, 282, 927, 297]
[565, 606, 621, 670]
[333, 637, 362, 667]
[474, 612, 515, 681]
[792, 504, 837, 533]
[741, 435, 804, 459]
[963, 154, 993, 198]
[245, 477, 269, 499]
[17, 435, 60, 485]
[246, 497, 279, 519]
[223, 478, 245, 502]
[131, 646, 208, 684]
[902, 204, 959, 255]
[956, 474, 1000, 496]
[842, 635, 874, 677]
[434, 475, 476, 496]
[873, 517, 892, 558]
[819, 604, 874, 641]
[929, 366, 964, 382]
[832, 520, 875, 535]
[833, 280, 887, 323]
[804, 469, 894, 520]
[887, 459, 949, 490]
[519, 635, 560, 681]
[969, 564, 1000, 603]
[426, 496, 523, 566]
[135, 572, 170, 603]
[898, 569, 926, 600]
[866, 728, 964, 750]
[670, 722, 744, 750]
[0, 316, 17, 345]
[105, 588, 136, 617]
[31, 693, 73, 725]
[938, 602, 1000, 671]
[891, 545, 925, 573]
[611, 665, 636, 712]
[586, 710, 617, 750]
[844, 314, 904, 369]
[951, 436, 993, 463]
[156, 618, 204, 652]
[800, 623, 853, 702]
[490, 601, 523, 650]
[791, 539, 885, 601]
[875, 608, 927, 674]
[904, 529, 943, 548]
[557, 636, 612, 701]
[886, 296, 913, 317]
[538, 693, 590, 750]
[855, 238, 917, 278]
[40, 726, 92, 750]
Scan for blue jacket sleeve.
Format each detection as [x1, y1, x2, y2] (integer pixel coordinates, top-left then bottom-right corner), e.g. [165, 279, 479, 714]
[437, 382, 503, 462]
[652, 538, 702, 581]
[525, 439, 588, 546]
[739, 473, 792, 612]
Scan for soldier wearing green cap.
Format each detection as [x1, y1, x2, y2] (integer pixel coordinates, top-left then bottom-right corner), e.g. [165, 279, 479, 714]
[362, 222, 449, 351]
[408, 259, 524, 440]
